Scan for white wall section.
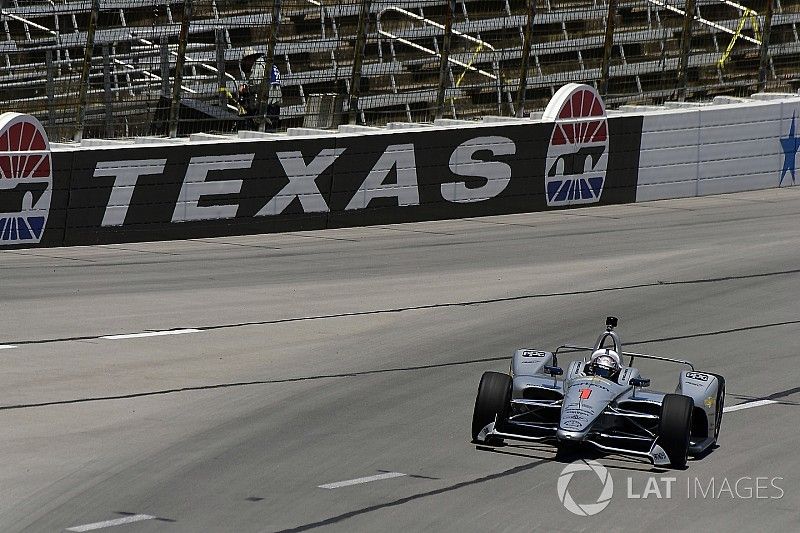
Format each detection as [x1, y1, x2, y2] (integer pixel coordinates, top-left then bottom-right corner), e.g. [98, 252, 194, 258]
[637, 96, 800, 201]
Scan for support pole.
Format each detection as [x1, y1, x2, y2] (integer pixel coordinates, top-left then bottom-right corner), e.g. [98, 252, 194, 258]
[676, 0, 695, 101]
[160, 37, 169, 97]
[103, 44, 113, 138]
[758, 0, 774, 92]
[168, 0, 193, 138]
[73, 0, 100, 143]
[46, 49, 55, 131]
[435, 0, 456, 120]
[257, 0, 282, 132]
[348, 0, 371, 125]
[515, 0, 536, 118]
[216, 29, 227, 109]
[599, 0, 618, 98]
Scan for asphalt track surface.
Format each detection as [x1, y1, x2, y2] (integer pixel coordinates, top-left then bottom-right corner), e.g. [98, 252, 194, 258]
[2, 189, 799, 533]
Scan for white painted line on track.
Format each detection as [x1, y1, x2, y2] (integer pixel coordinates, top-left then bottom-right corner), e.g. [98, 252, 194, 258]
[318, 472, 407, 489]
[101, 329, 200, 340]
[65, 514, 155, 531]
[0, 345, 17, 349]
[723, 399, 779, 413]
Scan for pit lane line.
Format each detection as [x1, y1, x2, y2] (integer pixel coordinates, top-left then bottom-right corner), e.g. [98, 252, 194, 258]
[100, 329, 200, 340]
[65, 514, 155, 531]
[722, 399, 779, 413]
[318, 472, 407, 489]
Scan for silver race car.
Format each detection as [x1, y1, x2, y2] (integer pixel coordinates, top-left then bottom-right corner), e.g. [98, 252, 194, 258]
[471, 317, 725, 468]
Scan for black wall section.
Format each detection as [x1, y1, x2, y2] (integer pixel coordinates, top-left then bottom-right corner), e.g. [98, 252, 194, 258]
[28, 117, 643, 248]
[41, 151, 71, 248]
[603, 115, 644, 205]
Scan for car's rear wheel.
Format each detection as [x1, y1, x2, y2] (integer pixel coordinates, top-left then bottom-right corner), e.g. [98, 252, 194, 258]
[471, 371, 512, 444]
[659, 394, 693, 468]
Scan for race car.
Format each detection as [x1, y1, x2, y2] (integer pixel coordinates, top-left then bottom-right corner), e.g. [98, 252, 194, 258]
[471, 317, 725, 468]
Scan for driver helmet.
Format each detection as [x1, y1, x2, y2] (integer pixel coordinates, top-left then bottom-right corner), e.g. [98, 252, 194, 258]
[590, 349, 620, 379]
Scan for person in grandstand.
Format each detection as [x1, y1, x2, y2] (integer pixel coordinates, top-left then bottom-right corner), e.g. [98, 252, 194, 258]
[235, 51, 282, 131]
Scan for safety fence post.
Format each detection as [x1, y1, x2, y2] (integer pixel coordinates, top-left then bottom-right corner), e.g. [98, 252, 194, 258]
[599, 0, 618, 98]
[257, 0, 282, 132]
[216, 29, 228, 109]
[73, 0, 100, 143]
[169, 0, 193, 138]
[676, 0, 695, 101]
[435, 0, 456, 120]
[349, 0, 371, 125]
[160, 37, 170, 97]
[102, 44, 113, 138]
[45, 49, 55, 130]
[758, 0, 774, 92]
[515, 0, 536, 118]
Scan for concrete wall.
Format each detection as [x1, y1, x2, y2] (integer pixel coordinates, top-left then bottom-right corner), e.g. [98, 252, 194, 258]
[636, 96, 800, 201]
[2, 86, 799, 249]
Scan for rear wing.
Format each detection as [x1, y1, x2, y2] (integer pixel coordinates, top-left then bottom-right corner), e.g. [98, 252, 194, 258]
[553, 344, 695, 371]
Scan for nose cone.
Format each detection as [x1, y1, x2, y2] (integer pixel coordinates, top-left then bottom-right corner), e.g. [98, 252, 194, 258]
[557, 428, 589, 442]
[559, 377, 619, 436]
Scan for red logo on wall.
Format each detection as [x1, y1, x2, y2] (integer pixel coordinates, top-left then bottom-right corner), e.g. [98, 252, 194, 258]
[0, 113, 52, 245]
[542, 83, 609, 207]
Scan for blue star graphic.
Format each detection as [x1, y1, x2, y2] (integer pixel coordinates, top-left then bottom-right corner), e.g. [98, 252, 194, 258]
[780, 112, 800, 186]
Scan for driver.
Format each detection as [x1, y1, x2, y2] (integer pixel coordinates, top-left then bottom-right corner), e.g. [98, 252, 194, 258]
[588, 348, 620, 380]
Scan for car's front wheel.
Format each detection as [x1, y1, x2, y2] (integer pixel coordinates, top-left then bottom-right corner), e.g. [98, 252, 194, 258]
[659, 393, 694, 468]
[711, 374, 726, 442]
[471, 371, 511, 444]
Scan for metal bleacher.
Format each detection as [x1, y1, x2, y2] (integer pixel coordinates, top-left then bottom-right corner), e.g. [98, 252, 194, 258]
[1, 0, 799, 141]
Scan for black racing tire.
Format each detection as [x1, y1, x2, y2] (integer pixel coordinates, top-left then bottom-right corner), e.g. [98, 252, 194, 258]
[471, 371, 512, 444]
[659, 394, 694, 468]
[711, 374, 726, 442]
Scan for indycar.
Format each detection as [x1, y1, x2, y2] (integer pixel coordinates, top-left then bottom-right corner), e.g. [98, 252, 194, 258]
[471, 317, 725, 468]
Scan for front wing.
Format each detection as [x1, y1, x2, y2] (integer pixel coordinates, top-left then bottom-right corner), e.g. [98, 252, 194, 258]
[476, 399, 672, 467]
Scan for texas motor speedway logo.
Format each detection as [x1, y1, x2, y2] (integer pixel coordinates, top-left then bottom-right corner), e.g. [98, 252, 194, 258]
[0, 113, 52, 245]
[542, 83, 609, 207]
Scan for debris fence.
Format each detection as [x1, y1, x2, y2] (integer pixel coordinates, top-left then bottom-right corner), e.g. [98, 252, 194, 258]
[1, 0, 798, 141]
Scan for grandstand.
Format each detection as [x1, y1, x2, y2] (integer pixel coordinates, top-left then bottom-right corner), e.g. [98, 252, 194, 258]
[1, 0, 799, 141]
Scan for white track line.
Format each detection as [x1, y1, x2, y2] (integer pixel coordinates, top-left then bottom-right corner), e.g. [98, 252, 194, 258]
[318, 472, 407, 489]
[0, 345, 17, 349]
[66, 514, 155, 531]
[723, 399, 779, 413]
[101, 329, 200, 340]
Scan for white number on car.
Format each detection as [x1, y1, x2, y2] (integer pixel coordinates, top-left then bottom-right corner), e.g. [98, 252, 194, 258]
[521, 350, 547, 358]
